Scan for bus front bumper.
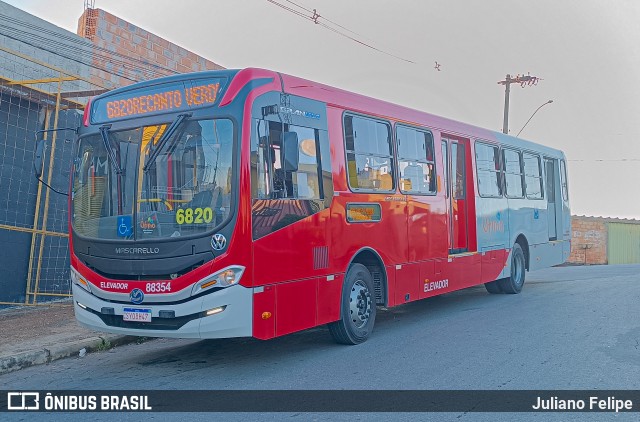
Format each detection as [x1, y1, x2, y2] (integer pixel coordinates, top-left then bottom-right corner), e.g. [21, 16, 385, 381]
[72, 283, 253, 339]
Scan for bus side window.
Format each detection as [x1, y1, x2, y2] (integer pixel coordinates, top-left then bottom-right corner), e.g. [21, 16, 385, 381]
[503, 148, 524, 198]
[397, 125, 436, 194]
[252, 119, 323, 200]
[475, 142, 502, 197]
[523, 152, 543, 199]
[344, 114, 394, 192]
[560, 159, 569, 201]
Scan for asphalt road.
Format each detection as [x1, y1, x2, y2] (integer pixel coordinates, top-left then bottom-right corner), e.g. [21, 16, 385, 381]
[2, 264, 639, 421]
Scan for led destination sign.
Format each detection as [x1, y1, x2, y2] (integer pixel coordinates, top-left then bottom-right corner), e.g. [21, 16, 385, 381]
[91, 78, 226, 124]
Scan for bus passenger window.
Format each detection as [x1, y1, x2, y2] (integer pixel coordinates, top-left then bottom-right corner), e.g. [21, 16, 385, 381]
[560, 159, 569, 201]
[475, 142, 502, 197]
[523, 152, 543, 199]
[396, 125, 436, 194]
[503, 148, 524, 198]
[344, 114, 394, 192]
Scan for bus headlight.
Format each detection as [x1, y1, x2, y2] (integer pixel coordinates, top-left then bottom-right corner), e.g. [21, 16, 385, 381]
[70, 266, 91, 293]
[191, 266, 245, 296]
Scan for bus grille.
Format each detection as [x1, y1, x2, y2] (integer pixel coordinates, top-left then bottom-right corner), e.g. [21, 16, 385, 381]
[369, 268, 384, 305]
[313, 246, 329, 269]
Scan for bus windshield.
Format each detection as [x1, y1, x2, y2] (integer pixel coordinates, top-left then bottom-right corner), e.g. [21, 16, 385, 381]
[72, 118, 234, 241]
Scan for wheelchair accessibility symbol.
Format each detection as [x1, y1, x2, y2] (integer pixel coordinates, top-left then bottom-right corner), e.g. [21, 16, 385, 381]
[117, 215, 132, 237]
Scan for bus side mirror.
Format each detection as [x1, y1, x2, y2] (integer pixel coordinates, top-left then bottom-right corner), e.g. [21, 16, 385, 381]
[34, 138, 45, 179]
[281, 131, 299, 172]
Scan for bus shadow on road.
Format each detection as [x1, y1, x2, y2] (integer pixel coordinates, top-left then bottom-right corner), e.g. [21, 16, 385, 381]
[134, 286, 501, 369]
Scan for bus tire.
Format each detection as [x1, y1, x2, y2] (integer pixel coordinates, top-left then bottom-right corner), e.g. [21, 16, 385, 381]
[328, 263, 376, 345]
[484, 280, 503, 294]
[498, 243, 526, 294]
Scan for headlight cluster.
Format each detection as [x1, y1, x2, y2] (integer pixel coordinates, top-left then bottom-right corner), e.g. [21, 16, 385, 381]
[70, 266, 91, 292]
[191, 266, 244, 296]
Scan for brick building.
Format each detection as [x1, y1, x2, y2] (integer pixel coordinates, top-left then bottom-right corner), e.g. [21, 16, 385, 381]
[569, 216, 608, 265]
[569, 215, 640, 265]
[77, 7, 224, 89]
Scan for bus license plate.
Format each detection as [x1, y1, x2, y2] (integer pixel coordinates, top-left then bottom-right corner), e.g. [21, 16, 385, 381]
[123, 308, 152, 322]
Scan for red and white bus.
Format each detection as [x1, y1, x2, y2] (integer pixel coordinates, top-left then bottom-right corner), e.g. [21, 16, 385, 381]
[54, 68, 570, 344]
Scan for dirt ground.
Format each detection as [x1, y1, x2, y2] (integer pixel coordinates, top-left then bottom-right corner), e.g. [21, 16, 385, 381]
[0, 300, 95, 354]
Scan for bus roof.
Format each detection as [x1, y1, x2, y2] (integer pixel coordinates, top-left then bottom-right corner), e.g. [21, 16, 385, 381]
[89, 67, 564, 158]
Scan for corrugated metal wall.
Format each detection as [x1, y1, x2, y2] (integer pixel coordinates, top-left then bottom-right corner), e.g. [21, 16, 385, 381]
[608, 223, 640, 264]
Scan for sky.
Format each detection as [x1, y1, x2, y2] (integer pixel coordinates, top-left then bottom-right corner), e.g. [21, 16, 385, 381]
[4, 0, 640, 219]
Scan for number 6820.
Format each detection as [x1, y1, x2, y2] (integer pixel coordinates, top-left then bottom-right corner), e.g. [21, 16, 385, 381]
[175, 207, 213, 224]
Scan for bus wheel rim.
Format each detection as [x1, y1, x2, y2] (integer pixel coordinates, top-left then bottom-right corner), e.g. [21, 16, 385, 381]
[349, 279, 372, 329]
[513, 253, 524, 285]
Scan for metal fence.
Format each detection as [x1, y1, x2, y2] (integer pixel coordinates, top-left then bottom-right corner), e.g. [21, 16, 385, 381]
[0, 45, 107, 306]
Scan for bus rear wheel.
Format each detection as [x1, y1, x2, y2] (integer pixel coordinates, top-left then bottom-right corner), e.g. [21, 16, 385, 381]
[498, 243, 526, 294]
[328, 263, 376, 345]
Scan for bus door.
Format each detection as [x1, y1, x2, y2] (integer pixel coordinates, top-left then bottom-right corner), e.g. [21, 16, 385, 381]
[545, 158, 558, 241]
[443, 138, 469, 253]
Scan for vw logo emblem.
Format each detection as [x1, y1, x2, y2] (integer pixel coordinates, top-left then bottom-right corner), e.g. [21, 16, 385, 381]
[211, 233, 227, 251]
[130, 288, 144, 304]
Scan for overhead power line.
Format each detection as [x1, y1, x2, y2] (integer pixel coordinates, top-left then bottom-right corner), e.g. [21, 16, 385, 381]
[283, 0, 313, 14]
[0, 23, 167, 78]
[266, 0, 417, 64]
[0, 31, 164, 83]
[266, 0, 309, 21]
[283, 0, 365, 38]
[0, 15, 193, 84]
[568, 159, 640, 162]
[1, 31, 139, 83]
[14, 14, 178, 76]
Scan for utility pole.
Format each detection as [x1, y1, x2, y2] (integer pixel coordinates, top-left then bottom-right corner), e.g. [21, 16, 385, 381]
[498, 73, 541, 134]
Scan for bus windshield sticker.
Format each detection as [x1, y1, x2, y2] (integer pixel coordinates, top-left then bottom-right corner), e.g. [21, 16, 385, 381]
[139, 213, 158, 235]
[116, 215, 133, 237]
[346, 203, 382, 223]
[91, 78, 227, 124]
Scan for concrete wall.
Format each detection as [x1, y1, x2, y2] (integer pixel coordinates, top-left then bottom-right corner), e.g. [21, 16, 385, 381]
[0, 1, 93, 82]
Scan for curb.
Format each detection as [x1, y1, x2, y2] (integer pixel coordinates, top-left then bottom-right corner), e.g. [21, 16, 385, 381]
[0, 334, 140, 376]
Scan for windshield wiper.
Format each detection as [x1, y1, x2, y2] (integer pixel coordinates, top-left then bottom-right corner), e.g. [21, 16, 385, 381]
[99, 124, 123, 175]
[143, 113, 192, 173]
[99, 124, 126, 215]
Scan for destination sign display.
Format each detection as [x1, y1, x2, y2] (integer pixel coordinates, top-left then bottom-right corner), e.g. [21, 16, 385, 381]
[91, 78, 227, 124]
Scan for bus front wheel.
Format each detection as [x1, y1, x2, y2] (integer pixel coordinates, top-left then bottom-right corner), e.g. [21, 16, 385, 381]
[484, 279, 502, 294]
[498, 243, 526, 294]
[328, 263, 376, 345]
